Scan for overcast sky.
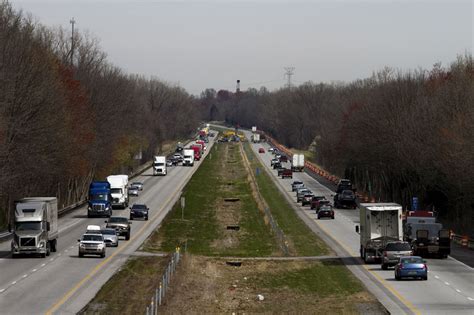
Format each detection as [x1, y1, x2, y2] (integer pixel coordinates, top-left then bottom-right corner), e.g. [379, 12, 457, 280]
[11, 0, 473, 95]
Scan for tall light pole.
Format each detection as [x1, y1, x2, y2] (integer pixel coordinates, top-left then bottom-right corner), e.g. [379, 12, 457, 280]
[70, 17, 75, 66]
[284, 66, 295, 89]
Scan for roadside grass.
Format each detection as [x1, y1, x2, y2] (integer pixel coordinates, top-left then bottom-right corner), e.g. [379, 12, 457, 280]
[243, 143, 329, 256]
[79, 256, 168, 315]
[142, 142, 278, 257]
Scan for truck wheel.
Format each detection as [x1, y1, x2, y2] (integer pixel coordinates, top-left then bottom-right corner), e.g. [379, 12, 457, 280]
[79, 252, 83, 258]
[51, 240, 57, 252]
[46, 244, 51, 256]
[41, 252, 46, 258]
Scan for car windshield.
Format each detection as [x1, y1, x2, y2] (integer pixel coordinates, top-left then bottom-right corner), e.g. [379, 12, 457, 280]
[132, 204, 147, 210]
[312, 196, 325, 200]
[386, 243, 412, 251]
[111, 188, 122, 194]
[15, 222, 42, 231]
[108, 217, 128, 223]
[342, 190, 354, 196]
[400, 257, 423, 264]
[132, 182, 142, 186]
[292, 181, 303, 185]
[130, 186, 138, 190]
[82, 234, 103, 241]
[320, 206, 332, 211]
[101, 229, 116, 235]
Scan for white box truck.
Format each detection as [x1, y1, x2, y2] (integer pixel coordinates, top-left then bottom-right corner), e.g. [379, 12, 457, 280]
[252, 134, 260, 143]
[357, 203, 403, 263]
[153, 156, 167, 175]
[183, 149, 195, 166]
[107, 175, 129, 208]
[251, 126, 257, 132]
[10, 197, 58, 258]
[291, 154, 305, 172]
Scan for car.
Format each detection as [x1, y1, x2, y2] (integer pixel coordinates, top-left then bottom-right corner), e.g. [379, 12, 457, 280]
[270, 158, 279, 166]
[381, 241, 413, 270]
[101, 228, 119, 247]
[130, 203, 149, 221]
[275, 154, 282, 159]
[317, 205, 334, 219]
[172, 153, 183, 163]
[281, 168, 293, 179]
[301, 193, 313, 206]
[78, 233, 106, 258]
[268, 147, 274, 152]
[394, 256, 428, 280]
[105, 216, 131, 240]
[258, 148, 265, 153]
[310, 196, 326, 209]
[291, 181, 304, 191]
[129, 186, 139, 197]
[279, 155, 289, 163]
[336, 179, 353, 193]
[166, 159, 174, 167]
[297, 188, 312, 202]
[334, 190, 357, 209]
[272, 161, 282, 169]
[131, 182, 144, 190]
[316, 199, 331, 211]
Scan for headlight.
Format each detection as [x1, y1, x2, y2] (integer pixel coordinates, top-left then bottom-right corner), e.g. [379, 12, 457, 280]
[88, 206, 92, 211]
[39, 242, 45, 248]
[105, 206, 110, 210]
[97, 243, 105, 249]
[80, 243, 86, 248]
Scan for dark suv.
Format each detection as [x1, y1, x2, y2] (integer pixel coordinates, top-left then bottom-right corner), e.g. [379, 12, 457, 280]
[105, 216, 131, 240]
[130, 204, 149, 221]
[334, 190, 357, 209]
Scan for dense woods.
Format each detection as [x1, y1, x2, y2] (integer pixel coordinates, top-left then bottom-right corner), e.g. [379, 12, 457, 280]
[0, 2, 199, 227]
[201, 56, 474, 234]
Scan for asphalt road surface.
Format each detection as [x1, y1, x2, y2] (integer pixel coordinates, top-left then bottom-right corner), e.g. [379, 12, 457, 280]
[245, 130, 474, 315]
[0, 135, 216, 315]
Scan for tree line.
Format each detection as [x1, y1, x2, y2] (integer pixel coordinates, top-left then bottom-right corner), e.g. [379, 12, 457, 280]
[200, 55, 474, 234]
[0, 2, 199, 227]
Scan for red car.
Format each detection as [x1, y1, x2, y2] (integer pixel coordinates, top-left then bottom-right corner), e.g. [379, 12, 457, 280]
[258, 148, 265, 153]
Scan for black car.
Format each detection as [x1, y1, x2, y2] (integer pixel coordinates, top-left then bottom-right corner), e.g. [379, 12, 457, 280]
[273, 161, 282, 169]
[130, 204, 149, 220]
[334, 190, 357, 209]
[317, 205, 335, 219]
[277, 167, 287, 176]
[105, 216, 131, 240]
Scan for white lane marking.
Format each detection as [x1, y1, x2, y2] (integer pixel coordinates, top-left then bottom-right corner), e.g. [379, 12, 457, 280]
[49, 258, 54, 261]
[41, 263, 46, 267]
[456, 289, 461, 293]
[434, 275, 439, 279]
[468, 297, 474, 301]
[22, 274, 27, 278]
[11, 281, 16, 285]
[70, 246, 75, 249]
[64, 249, 68, 252]
[0, 288, 5, 293]
[32, 269, 37, 272]
[445, 282, 450, 286]
[58, 253, 62, 256]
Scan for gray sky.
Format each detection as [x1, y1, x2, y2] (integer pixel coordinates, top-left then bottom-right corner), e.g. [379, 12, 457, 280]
[12, 0, 473, 95]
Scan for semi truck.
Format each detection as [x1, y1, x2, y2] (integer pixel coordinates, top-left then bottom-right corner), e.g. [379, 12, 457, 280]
[251, 134, 260, 143]
[107, 175, 129, 208]
[183, 149, 195, 166]
[88, 181, 112, 217]
[10, 197, 58, 258]
[190, 145, 202, 161]
[357, 203, 403, 263]
[291, 154, 305, 172]
[153, 156, 167, 176]
[403, 210, 450, 258]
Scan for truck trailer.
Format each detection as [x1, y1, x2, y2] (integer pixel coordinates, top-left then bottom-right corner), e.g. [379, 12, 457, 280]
[291, 154, 305, 172]
[11, 197, 58, 258]
[357, 203, 403, 263]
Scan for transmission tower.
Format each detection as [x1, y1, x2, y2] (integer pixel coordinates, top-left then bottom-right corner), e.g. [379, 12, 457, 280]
[70, 17, 75, 66]
[284, 67, 295, 89]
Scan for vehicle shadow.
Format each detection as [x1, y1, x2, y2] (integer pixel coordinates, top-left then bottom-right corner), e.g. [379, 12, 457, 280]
[68, 255, 105, 259]
[0, 250, 12, 258]
[319, 256, 366, 266]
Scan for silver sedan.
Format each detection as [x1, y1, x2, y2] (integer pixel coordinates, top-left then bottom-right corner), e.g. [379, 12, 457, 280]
[101, 228, 119, 247]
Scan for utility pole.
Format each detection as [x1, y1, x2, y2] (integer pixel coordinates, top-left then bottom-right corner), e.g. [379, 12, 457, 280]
[284, 66, 295, 89]
[70, 17, 75, 66]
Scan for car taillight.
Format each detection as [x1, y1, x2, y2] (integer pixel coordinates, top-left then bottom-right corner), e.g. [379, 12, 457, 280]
[399, 263, 404, 269]
[422, 264, 427, 270]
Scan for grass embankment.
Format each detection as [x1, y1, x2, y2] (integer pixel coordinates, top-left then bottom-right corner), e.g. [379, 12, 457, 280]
[83, 142, 386, 314]
[242, 143, 329, 256]
[143, 142, 278, 257]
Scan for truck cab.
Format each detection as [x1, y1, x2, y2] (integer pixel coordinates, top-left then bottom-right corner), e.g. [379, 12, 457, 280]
[11, 197, 58, 258]
[88, 181, 112, 218]
[190, 145, 201, 161]
[153, 156, 167, 176]
[183, 149, 195, 166]
[107, 175, 129, 209]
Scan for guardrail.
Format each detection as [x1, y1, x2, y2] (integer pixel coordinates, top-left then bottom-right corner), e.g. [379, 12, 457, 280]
[451, 233, 474, 250]
[144, 248, 182, 315]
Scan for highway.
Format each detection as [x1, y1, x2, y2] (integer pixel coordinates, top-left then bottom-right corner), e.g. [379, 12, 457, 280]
[244, 130, 474, 315]
[0, 136, 216, 315]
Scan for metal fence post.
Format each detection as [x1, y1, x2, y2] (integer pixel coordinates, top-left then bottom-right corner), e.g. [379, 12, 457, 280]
[155, 288, 159, 315]
[146, 305, 150, 315]
[159, 282, 162, 305]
